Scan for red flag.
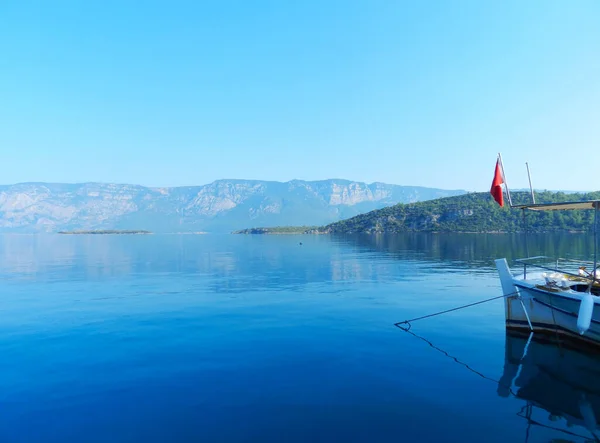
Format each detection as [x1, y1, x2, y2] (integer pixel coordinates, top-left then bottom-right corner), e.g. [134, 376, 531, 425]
[490, 159, 504, 207]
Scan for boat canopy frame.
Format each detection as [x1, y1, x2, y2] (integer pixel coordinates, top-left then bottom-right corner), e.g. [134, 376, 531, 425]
[516, 203, 599, 287]
[512, 200, 600, 212]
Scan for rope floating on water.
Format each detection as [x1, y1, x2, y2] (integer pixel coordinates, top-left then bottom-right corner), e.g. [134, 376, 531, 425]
[395, 292, 596, 441]
[398, 324, 592, 441]
[394, 291, 520, 331]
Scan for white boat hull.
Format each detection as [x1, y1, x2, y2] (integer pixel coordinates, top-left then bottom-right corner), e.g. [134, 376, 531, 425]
[496, 258, 600, 348]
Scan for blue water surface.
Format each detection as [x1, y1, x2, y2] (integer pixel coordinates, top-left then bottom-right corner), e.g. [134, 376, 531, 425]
[0, 233, 596, 442]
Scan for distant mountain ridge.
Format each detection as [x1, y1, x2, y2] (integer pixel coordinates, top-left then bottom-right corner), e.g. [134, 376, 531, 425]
[0, 179, 466, 233]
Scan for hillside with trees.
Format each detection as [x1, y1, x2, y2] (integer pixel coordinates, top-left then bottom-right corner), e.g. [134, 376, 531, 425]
[308, 191, 600, 234]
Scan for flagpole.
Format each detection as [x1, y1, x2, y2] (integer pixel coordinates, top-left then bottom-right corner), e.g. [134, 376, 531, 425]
[498, 152, 513, 207]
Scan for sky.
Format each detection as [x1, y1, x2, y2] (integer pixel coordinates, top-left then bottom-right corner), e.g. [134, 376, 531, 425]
[1, 0, 599, 192]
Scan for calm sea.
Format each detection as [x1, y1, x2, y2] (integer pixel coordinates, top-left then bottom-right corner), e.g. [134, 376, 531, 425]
[1, 233, 599, 442]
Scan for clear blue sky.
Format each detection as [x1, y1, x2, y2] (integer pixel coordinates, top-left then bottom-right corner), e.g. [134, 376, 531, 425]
[1, 0, 599, 191]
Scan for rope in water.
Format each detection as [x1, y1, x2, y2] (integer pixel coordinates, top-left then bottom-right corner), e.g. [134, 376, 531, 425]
[394, 290, 520, 331]
[398, 317, 519, 396]
[394, 291, 597, 441]
[398, 325, 593, 441]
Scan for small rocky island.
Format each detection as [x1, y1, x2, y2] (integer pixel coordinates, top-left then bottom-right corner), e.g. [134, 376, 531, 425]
[58, 230, 152, 235]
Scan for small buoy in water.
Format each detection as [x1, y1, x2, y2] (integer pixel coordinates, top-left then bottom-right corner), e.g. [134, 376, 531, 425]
[299, 242, 303, 245]
[577, 293, 594, 335]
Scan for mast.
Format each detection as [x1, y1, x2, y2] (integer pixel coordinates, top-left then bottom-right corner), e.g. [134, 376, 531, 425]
[526, 162, 535, 204]
[498, 153, 513, 207]
[594, 202, 598, 285]
[587, 202, 598, 293]
[523, 208, 529, 262]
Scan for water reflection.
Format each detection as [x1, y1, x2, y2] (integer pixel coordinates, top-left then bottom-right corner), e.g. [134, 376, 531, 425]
[5, 232, 600, 442]
[498, 331, 600, 442]
[337, 233, 596, 271]
[1, 233, 595, 291]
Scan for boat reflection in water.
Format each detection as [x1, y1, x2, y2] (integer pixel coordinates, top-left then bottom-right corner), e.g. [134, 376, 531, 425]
[498, 330, 600, 442]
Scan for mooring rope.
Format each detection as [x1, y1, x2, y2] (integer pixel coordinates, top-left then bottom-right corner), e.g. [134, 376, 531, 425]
[397, 319, 519, 396]
[395, 323, 594, 441]
[394, 291, 598, 442]
[394, 290, 520, 331]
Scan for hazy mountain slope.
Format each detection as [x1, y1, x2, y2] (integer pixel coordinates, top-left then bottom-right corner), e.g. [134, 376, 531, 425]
[0, 180, 466, 233]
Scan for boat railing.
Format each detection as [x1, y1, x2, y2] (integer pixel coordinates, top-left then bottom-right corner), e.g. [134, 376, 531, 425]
[514, 256, 598, 281]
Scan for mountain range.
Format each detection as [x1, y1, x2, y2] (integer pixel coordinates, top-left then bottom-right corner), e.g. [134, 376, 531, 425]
[0, 180, 466, 233]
